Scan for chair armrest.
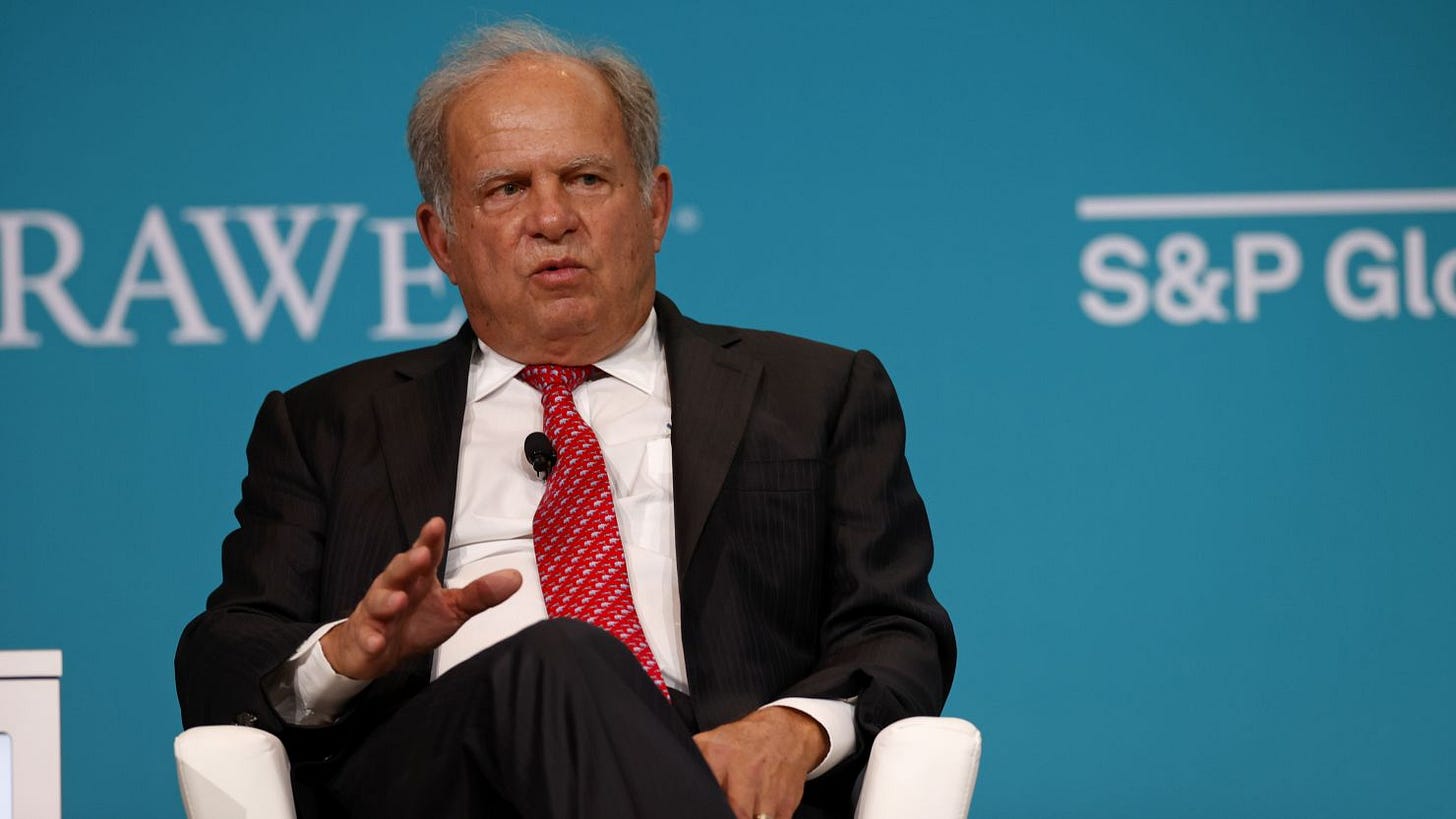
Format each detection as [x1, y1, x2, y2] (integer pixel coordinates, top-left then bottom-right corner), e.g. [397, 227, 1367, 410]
[174, 717, 981, 818]
[175, 725, 297, 819]
[855, 716, 982, 819]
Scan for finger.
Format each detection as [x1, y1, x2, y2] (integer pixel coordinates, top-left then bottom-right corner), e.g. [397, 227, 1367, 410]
[692, 734, 730, 787]
[321, 620, 378, 679]
[749, 792, 783, 819]
[329, 616, 389, 670]
[763, 787, 801, 819]
[453, 569, 523, 616]
[357, 623, 388, 655]
[414, 516, 448, 569]
[375, 542, 434, 592]
[721, 771, 757, 819]
[360, 585, 409, 621]
[373, 518, 447, 601]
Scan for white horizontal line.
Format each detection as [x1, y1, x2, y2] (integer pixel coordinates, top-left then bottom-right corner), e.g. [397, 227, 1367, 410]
[1076, 188, 1456, 220]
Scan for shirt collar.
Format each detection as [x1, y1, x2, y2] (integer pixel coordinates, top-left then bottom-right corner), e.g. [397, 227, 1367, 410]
[469, 308, 663, 402]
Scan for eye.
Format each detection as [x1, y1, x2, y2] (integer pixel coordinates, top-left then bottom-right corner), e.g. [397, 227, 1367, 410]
[577, 173, 602, 187]
[497, 181, 524, 197]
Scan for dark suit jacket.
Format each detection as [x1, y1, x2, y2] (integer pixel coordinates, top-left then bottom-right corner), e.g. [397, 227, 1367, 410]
[176, 293, 955, 814]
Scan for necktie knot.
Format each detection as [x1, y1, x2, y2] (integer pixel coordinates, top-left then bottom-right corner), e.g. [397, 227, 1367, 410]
[520, 364, 593, 394]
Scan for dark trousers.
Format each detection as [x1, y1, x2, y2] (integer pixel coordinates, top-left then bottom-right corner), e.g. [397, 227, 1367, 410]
[328, 619, 736, 819]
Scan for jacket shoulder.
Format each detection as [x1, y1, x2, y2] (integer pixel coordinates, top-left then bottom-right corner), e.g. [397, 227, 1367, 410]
[678, 312, 860, 368]
[280, 330, 471, 411]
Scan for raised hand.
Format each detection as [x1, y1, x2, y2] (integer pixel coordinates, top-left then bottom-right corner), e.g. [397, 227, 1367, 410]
[320, 516, 522, 680]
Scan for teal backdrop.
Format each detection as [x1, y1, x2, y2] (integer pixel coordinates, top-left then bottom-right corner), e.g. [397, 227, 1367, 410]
[2, 1, 1454, 816]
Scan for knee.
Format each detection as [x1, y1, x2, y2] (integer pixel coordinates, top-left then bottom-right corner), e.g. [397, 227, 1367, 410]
[428, 619, 674, 736]
[445, 618, 635, 685]
[508, 618, 632, 666]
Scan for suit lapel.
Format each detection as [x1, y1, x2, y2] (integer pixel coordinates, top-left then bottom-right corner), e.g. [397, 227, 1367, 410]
[374, 325, 475, 578]
[657, 295, 762, 579]
[368, 303, 758, 583]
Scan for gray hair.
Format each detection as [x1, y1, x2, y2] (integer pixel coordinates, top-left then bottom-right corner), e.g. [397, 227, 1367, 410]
[406, 21, 661, 232]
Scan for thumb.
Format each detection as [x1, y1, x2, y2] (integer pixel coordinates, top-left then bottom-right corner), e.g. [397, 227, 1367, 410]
[454, 569, 523, 616]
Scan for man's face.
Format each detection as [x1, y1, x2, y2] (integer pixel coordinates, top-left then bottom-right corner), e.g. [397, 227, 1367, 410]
[418, 55, 672, 365]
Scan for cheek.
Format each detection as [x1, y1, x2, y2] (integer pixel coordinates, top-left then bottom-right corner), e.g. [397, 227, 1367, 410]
[454, 235, 522, 288]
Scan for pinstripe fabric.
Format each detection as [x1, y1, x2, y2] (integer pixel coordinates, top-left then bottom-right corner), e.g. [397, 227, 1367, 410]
[176, 326, 474, 762]
[177, 294, 954, 818]
[660, 307, 954, 751]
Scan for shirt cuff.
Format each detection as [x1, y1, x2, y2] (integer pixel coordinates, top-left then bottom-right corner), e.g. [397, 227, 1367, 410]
[264, 620, 369, 726]
[761, 697, 858, 779]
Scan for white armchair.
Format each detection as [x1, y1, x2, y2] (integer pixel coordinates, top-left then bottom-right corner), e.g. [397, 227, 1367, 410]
[176, 715, 980, 819]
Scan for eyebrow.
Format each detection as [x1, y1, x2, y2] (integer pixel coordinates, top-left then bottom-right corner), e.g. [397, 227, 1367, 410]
[471, 155, 617, 194]
[561, 154, 615, 173]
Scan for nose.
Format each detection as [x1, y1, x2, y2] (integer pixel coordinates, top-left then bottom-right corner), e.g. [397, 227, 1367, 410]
[524, 179, 580, 242]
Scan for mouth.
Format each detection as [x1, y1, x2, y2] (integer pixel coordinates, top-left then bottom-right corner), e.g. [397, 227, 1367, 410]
[532, 257, 587, 277]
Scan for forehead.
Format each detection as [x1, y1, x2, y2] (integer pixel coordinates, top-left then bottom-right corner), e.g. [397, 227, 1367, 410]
[442, 55, 627, 166]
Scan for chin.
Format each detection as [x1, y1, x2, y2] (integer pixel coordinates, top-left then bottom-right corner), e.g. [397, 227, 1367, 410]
[534, 298, 599, 335]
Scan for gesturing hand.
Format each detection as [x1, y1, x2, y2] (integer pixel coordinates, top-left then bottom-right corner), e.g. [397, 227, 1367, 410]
[693, 706, 830, 819]
[320, 516, 521, 681]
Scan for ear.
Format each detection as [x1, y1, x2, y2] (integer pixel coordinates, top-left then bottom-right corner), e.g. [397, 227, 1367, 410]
[648, 165, 673, 252]
[417, 201, 457, 284]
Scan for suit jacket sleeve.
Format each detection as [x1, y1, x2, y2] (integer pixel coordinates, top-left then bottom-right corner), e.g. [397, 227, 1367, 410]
[176, 390, 329, 733]
[781, 349, 955, 741]
[174, 388, 426, 761]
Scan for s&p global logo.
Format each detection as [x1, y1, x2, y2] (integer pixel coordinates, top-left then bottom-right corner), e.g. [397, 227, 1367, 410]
[1076, 188, 1456, 325]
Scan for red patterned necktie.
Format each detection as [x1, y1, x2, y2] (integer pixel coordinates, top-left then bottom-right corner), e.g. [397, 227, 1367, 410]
[519, 364, 669, 698]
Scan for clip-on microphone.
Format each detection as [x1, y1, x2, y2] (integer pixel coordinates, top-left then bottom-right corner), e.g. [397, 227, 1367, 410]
[524, 432, 557, 479]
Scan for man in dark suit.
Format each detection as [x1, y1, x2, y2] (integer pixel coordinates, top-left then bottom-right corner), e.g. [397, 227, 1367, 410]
[176, 21, 953, 819]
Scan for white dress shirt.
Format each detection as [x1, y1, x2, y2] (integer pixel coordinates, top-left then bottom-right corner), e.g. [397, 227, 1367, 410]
[269, 310, 855, 777]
